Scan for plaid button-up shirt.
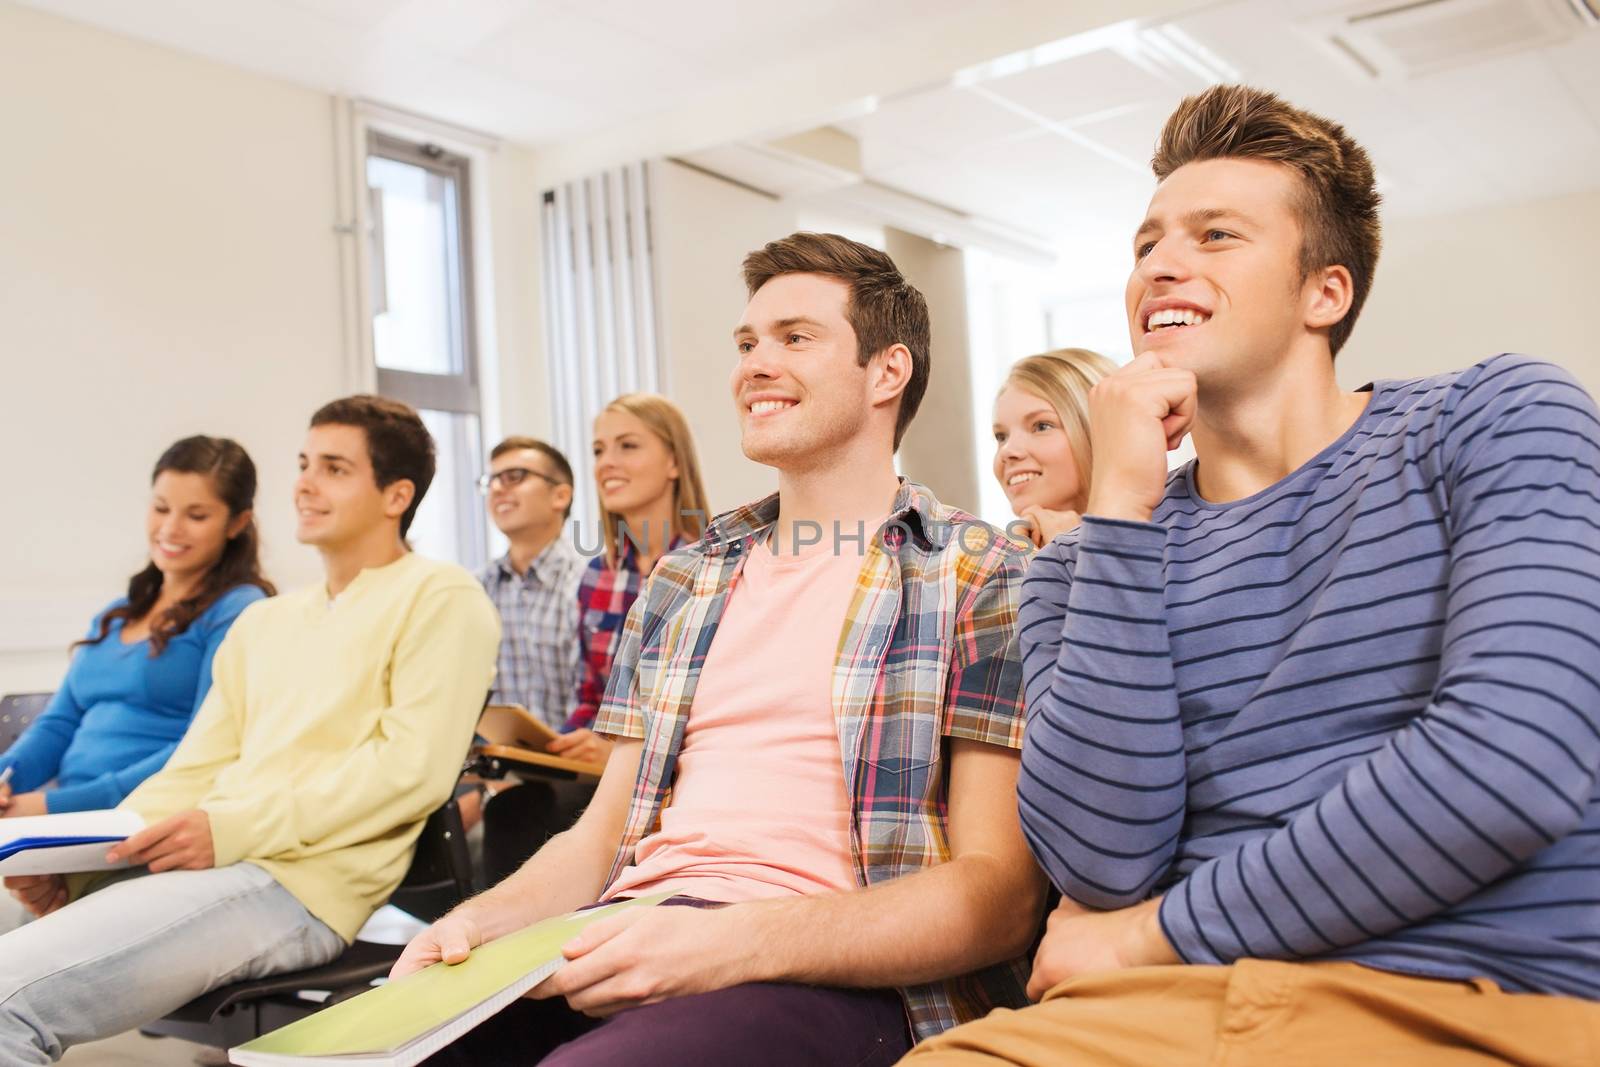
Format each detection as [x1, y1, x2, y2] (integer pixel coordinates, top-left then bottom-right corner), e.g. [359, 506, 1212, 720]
[594, 481, 1032, 1040]
[477, 538, 585, 730]
[568, 535, 688, 732]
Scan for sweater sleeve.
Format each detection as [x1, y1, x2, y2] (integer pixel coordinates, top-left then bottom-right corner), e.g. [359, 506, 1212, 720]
[121, 622, 250, 818]
[1159, 358, 1600, 963]
[1017, 518, 1187, 908]
[202, 579, 499, 866]
[1, 683, 85, 794]
[44, 588, 263, 813]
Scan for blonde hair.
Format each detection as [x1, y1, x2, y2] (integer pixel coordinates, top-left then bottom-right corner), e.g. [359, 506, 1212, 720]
[596, 393, 709, 566]
[999, 348, 1117, 502]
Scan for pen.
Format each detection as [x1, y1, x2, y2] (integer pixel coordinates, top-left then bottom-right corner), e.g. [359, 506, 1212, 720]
[0, 765, 12, 788]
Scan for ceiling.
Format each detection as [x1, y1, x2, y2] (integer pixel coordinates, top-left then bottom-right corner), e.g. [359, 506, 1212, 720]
[815, 0, 1600, 280]
[19, 0, 1600, 296]
[13, 0, 976, 144]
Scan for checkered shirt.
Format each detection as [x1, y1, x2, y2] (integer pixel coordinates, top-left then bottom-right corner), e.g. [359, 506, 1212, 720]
[594, 480, 1032, 1040]
[477, 537, 585, 729]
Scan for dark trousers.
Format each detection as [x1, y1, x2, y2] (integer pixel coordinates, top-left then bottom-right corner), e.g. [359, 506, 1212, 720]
[421, 979, 911, 1066]
[480, 778, 594, 886]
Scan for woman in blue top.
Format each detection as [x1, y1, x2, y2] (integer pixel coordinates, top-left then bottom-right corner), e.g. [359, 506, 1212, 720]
[0, 436, 273, 816]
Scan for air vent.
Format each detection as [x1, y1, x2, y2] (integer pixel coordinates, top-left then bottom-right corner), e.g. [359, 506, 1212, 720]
[1312, 0, 1594, 80]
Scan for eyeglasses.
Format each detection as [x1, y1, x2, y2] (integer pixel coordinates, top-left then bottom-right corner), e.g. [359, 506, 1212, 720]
[476, 468, 564, 494]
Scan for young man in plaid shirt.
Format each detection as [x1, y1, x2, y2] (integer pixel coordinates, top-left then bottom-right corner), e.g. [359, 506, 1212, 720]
[399, 231, 1046, 1065]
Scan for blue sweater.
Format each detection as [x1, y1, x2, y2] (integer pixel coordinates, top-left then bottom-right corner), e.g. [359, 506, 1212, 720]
[0, 584, 265, 812]
[1018, 354, 1600, 1001]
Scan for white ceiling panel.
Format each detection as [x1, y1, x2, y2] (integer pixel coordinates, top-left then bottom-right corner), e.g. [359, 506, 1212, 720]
[854, 86, 1039, 162]
[982, 45, 1185, 124]
[466, 6, 707, 104]
[572, 0, 966, 65]
[1067, 103, 1171, 176]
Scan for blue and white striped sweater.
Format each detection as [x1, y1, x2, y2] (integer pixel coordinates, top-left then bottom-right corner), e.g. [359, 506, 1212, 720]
[1018, 353, 1600, 1000]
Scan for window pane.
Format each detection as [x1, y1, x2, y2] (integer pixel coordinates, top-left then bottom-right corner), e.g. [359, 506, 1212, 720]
[368, 155, 465, 376]
[409, 409, 486, 571]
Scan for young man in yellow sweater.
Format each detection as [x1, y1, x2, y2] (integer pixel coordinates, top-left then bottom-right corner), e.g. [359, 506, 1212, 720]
[0, 395, 499, 1064]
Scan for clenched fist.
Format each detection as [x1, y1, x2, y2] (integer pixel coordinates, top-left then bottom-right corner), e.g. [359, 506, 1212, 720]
[1085, 353, 1197, 524]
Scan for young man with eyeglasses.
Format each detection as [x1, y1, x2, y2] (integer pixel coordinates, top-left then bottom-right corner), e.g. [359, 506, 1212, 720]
[473, 438, 591, 884]
[476, 438, 585, 730]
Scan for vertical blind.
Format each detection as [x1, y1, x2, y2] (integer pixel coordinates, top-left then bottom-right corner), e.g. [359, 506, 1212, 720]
[541, 161, 664, 539]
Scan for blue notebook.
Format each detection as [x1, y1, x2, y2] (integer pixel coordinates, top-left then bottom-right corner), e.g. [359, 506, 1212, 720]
[0, 835, 126, 860]
[0, 810, 144, 875]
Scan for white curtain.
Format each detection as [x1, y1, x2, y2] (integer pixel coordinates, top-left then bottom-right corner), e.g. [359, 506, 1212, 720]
[541, 161, 663, 541]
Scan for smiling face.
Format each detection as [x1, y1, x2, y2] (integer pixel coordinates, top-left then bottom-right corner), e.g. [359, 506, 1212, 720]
[295, 423, 404, 548]
[730, 272, 884, 470]
[1127, 157, 1327, 386]
[592, 408, 678, 519]
[146, 471, 240, 586]
[486, 448, 569, 539]
[992, 386, 1085, 514]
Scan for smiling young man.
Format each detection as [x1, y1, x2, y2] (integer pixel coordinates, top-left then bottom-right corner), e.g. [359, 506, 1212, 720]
[907, 86, 1600, 1066]
[473, 436, 592, 885]
[0, 396, 499, 1064]
[398, 232, 1045, 1065]
[477, 436, 584, 728]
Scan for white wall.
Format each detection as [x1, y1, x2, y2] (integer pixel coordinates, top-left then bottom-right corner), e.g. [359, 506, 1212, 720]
[0, 4, 346, 693]
[1339, 188, 1600, 396]
[888, 230, 983, 515]
[649, 160, 793, 514]
[0, 4, 546, 694]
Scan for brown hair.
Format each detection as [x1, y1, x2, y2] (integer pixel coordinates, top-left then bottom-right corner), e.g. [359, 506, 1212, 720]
[489, 436, 575, 520]
[1000, 348, 1117, 505]
[78, 436, 275, 656]
[596, 394, 708, 566]
[741, 232, 930, 448]
[310, 395, 435, 536]
[1152, 84, 1382, 357]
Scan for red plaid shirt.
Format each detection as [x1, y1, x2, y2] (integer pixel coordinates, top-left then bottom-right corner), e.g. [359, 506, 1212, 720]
[566, 536, 686, 732]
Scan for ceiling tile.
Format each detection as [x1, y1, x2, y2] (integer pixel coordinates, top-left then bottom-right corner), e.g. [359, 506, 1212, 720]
[981, 46, 1183, 124]
[856, 85, 1038, 167]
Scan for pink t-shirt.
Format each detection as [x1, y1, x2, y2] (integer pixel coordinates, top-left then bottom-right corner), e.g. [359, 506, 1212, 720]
[603, 531, 868, 903]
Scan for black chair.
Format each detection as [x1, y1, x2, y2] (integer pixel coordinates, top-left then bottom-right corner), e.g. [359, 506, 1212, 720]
[141, 795, 476, 1048]
[0, 692, 51, 754]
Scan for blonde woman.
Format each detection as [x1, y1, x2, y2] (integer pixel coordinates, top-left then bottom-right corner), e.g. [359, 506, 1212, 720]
[480, 394, 708, 883]
[564, 394, 709, 754]
[992, 348, 1116, 548]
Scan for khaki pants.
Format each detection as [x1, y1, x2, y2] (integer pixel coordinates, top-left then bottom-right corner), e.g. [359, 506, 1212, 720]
[903, 961, 1600, 1067]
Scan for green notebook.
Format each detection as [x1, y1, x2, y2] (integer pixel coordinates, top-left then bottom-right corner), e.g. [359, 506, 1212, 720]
[230, 895, 667, 1066]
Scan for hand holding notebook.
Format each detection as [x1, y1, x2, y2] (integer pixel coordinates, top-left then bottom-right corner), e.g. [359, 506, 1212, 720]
[0, 809, 145, 876]
[230, 894, 669, 1067]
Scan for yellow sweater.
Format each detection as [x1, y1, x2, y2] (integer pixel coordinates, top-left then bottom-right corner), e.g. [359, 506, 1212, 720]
[119, 552, 499, 941]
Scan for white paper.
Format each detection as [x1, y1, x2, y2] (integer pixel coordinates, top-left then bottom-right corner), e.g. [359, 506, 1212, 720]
[0, 809, 145, 875]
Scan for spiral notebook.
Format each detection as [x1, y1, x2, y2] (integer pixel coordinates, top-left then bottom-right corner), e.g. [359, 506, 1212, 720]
[229, 894, 668, 1067]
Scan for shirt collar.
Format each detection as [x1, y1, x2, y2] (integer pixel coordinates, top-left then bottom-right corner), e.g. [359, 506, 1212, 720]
[698, 478, 948, 557]
[496, 538, 572, 586]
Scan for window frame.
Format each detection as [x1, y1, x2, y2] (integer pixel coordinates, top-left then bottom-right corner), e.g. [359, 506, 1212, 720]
[363, 129, 488, 568]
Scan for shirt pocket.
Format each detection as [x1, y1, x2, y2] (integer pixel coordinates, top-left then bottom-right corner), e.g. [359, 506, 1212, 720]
[860, 699, 942, 808]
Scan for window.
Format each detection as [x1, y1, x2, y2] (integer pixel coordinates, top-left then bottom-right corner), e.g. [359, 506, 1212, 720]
[365, 132, 487, 569]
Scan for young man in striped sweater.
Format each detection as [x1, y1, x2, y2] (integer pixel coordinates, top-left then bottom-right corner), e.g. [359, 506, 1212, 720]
[910, 85, 1600, 1064]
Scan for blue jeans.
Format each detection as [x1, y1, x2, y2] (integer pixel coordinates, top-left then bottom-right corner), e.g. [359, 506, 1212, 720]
[0, 863, 344, 1064]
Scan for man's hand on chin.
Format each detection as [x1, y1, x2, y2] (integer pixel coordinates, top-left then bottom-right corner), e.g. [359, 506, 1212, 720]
[533, 904, 759, 1017]
[1026, 896, 1180, 1001]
